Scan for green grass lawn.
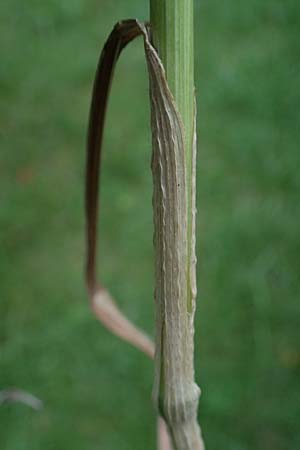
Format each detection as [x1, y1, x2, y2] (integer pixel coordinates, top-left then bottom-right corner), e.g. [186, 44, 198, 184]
[1, 1, 299, 449]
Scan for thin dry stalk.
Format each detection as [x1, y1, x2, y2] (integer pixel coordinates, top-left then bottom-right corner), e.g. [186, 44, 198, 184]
[0, 388, 43, 410]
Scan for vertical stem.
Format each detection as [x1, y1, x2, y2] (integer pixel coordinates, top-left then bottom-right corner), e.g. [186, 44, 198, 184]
[150, 0, 194, 313]
[149, 2, 204, 450]
[150, 0, 194, 152]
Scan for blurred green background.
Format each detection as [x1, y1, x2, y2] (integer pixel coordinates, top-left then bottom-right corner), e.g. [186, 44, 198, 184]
[1, 0, 300, 449]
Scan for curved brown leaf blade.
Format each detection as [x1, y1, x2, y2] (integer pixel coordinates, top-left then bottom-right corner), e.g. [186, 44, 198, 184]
[92, 288, 154, 359]
[85, 19, 173, 450]
[86, 19, 154, 358]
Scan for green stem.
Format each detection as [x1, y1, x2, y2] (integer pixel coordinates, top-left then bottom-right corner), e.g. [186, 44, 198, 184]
[150, 0, 194, 151]
[150, 0, 194, 312]
[149, 2, 204, 450]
